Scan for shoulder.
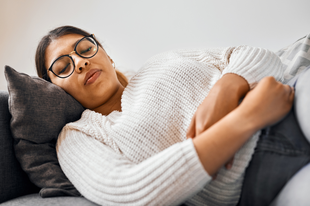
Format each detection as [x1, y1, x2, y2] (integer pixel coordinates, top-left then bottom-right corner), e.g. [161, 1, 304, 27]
[137, 47, 233, 70]
[56, 110, 97, 145]
[56, 109, 103, 150]
[145, 46, 275, 63]
[64, 109, 102, 130]
[56, 109, 122, 154]
[146, 47, 234, 61]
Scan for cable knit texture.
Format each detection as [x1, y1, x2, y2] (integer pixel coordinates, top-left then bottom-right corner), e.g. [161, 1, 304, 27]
[56, 46, 284, 206]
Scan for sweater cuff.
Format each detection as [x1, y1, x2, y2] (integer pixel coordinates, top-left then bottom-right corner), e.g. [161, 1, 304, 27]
[220, 46, 284, 89]
[182, 139, 211, 180]
[170, 139, 211, 205]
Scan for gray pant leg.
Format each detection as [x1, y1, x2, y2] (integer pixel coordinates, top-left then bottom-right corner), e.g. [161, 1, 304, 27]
[271, 67, 310, 206]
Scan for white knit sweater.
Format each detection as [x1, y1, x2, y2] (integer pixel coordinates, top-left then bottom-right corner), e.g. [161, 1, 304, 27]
[56, 46, 283, 206]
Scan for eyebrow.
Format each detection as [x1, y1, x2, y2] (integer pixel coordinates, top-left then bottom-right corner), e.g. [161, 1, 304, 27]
[72, 38, 81, 48]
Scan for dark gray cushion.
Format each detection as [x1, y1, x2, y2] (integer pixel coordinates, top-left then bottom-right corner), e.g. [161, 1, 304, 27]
[1, 193, 99, 206]
[0, 91, 39, 203]
[4, 66, 85, 198]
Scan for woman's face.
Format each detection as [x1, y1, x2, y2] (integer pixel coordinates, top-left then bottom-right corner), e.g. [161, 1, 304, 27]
[45, 34, 122, 110]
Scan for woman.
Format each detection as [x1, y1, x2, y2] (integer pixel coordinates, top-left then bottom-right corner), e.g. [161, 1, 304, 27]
[35, 25, 294, 206]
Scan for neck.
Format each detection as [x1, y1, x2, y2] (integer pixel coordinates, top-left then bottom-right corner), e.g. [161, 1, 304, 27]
[93, 84, 125, 116]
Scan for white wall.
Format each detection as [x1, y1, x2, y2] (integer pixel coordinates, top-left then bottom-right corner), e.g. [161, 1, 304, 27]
[1, 0, 310, 91]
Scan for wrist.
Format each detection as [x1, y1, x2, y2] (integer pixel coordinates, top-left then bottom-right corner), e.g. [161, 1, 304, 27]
[218, 73, 250, 99]
[234, 105, 263, 132]
[192, 105, 259, 176]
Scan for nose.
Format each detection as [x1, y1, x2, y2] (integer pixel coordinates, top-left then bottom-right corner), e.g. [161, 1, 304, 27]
[71, 53, 90, 73]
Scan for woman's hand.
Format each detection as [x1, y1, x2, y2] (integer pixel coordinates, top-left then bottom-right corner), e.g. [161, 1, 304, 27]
[237, 76, 294, 130]
[191, 76, 294, 177]
[186, 74, 294, 177]
[186, 73, 250, 138]
[186, 74, 250, 173]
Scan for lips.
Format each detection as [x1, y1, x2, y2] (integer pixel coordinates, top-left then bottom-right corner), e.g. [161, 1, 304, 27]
[84, 69, 101, 85]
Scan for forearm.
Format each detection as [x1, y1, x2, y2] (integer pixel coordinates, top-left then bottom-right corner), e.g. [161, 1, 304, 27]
[192, 106, 258, 176]
[193, 76, 294, 176]
[213, 73, 250, 102]
[186, 73, 251, 139]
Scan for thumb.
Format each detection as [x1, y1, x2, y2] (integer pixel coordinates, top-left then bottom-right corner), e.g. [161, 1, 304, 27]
[225, 156, 234, 170]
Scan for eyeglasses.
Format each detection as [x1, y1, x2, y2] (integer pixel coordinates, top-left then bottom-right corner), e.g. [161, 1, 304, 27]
[48, 34, 98, 79]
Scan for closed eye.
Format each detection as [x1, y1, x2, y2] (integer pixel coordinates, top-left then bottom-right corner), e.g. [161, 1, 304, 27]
[58, 63, 71, 75]
[80, 47, 92, 54]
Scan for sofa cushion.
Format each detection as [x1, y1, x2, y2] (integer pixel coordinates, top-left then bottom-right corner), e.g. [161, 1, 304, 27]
[294, 66, 310, 141]
[275, 34, 310, 142]
[1, 193, 99, 206]
[4, 66, 85, 197]
[0, 91, 39, 203]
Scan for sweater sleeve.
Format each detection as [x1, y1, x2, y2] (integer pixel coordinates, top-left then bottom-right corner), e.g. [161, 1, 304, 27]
[56, 127, 211, 206]
[174, 46, 284, 89]
[221, 46, 284, 89]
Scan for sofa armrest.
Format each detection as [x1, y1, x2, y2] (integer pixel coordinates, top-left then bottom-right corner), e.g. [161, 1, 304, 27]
[0, 90, 39, 203]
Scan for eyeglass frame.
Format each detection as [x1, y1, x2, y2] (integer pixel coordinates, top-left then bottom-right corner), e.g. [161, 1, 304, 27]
[47, 34, 99, 79]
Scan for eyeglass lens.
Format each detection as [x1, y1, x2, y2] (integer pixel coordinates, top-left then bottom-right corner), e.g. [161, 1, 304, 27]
[51, 36, 98, 78]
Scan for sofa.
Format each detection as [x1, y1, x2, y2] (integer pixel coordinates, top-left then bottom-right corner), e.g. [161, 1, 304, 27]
[0, 90, 99, 206]
[1, 34, 310, 206]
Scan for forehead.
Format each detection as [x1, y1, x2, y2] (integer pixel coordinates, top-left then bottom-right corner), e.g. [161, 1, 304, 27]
[45, 33, 85, 68]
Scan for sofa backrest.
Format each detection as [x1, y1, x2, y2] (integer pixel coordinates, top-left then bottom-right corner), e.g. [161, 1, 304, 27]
[0, 90, 39, 203]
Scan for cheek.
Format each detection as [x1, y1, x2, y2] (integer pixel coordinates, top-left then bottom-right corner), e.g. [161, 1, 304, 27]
[51, 77, 81, 98]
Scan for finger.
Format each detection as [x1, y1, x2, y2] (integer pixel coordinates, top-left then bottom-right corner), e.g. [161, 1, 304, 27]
[284, 84, 291, 93]
[186, 115, 196, 139]
[284, 85, 294, 100]
[289, 86, 295, 102]
[225, 156, 234, 169]
[288, 86, 294, 95]
[196, 116, 208, 136]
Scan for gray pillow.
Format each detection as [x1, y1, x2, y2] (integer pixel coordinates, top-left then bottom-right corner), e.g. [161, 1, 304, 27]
[4, 66, 85, 197]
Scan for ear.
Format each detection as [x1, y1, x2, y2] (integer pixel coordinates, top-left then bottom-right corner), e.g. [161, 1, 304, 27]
[107, 55, 115, 69]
